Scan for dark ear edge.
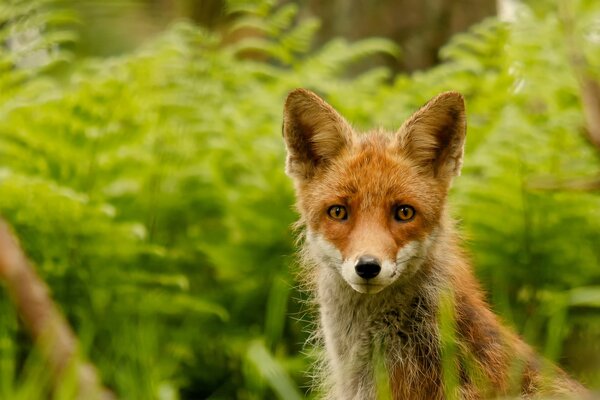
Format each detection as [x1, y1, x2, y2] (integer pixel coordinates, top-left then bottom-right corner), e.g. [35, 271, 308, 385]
[398, 91, 466, 180]
[283, 89, 352, 180]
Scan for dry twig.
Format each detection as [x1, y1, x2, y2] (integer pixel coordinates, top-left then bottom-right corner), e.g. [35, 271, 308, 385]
[0, 219, 114, 400]
[559, 0, 600, 153]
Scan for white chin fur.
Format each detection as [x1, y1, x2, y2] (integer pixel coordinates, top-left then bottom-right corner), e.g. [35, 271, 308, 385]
[349, 283, 385, 294]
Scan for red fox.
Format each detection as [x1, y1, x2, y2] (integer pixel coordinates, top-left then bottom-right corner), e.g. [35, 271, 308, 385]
[282, 89, 588, 399]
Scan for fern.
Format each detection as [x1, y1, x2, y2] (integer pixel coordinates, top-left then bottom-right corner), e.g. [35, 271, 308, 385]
[0, 0, 599, 397]
[0, 0, 75, 109]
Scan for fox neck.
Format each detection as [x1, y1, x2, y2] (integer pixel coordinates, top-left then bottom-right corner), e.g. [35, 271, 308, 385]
[311, 225, 454, 399]
[314, 236, 449, 336]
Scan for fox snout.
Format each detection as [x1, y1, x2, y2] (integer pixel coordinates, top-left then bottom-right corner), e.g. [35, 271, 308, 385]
[307, 229, 426, 294]
[354, 255, 381, 280]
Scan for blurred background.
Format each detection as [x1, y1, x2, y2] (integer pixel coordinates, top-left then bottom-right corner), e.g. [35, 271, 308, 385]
[0, 0, 599, 398]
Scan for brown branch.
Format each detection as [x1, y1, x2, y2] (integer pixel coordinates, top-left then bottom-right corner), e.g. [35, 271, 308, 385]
[0, 219, 114, 400]
[531, 1, 600, 196]
[528, 175, 600, 192]
[579, 77, 600, 151]
[559, 0, 600, 153]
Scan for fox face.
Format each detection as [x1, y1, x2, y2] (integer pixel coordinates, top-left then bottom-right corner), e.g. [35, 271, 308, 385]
[283, 89, 466, 294]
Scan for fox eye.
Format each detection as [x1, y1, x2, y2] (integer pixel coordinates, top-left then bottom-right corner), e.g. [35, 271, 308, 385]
[328, 205, 348, 220]
[394, 205, 415, 222]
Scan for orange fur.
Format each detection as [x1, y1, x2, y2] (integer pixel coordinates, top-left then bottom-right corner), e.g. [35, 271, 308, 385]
[283, 89, 587, 399]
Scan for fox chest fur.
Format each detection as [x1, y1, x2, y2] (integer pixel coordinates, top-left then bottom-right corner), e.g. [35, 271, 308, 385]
[282, 89, 587, 399]
[317, 267, 444, 400]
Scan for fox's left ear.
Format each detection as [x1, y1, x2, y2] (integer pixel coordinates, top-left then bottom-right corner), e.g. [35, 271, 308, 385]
[397, 92, 466, 183]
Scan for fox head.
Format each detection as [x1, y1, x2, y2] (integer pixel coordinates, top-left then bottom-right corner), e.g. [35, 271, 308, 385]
[283, 89, 466, 294]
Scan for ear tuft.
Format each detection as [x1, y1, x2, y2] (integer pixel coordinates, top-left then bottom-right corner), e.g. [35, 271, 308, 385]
[283, 89, 352, 181]
[398, 91, 466, 182]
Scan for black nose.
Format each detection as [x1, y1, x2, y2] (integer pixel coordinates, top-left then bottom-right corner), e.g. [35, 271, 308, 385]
[355, 256, 381, 280]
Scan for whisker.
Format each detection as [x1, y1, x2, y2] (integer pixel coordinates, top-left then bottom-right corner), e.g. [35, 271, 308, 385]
[395, 255, 426, 265]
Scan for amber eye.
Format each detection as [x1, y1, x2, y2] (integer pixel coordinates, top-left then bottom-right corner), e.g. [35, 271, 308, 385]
[327, 205, 348, 220]
[394, 205, 415, 222]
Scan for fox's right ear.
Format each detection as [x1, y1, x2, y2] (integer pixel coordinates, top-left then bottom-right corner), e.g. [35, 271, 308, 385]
[283, 89, 352, 181]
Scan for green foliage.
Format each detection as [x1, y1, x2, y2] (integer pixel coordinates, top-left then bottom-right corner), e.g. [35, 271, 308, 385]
[0, 0, 599, 398]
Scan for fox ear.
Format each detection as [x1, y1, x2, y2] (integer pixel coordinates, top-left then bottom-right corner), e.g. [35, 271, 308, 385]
[283, 89, 352, 181]
[398, 92, 466, 182]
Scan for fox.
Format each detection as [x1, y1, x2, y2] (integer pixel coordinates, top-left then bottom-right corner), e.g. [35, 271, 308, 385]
[282, 89, 588, 399]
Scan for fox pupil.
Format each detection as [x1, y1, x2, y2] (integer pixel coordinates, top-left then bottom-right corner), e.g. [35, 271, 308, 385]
[395, 205, 415, 221]
[328, 205, 347, 220]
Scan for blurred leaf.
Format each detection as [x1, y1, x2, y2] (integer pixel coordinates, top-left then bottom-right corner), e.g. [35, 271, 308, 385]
[246, 340, 303, 400]
[569, 287, 600, 308]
